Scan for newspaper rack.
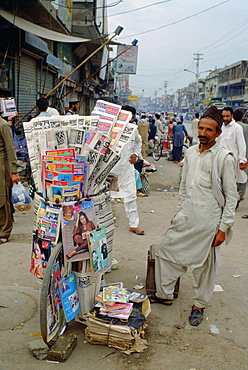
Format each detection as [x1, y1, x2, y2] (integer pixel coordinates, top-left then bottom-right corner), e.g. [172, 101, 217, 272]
[24, 100, 149, 353]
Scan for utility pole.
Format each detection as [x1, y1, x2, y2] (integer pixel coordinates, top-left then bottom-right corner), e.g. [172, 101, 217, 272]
[164, 81, 168, 110]
[193, 53, 203, 106]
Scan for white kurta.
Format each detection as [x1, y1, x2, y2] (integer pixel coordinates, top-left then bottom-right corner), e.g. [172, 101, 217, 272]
[191, 118, 199, 143]
[217, 119, 247, 183]
[155, 119, 164, 135]
[111, 123, 142, 202]
[157, 143, 237, 269]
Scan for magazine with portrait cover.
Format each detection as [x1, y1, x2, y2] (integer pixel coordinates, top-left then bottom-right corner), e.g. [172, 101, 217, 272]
[61, 199, 98, 262]
[36, 199, 62, 245]
[59, 273, 80, 322]
[29, 234, 51, 279]
[87, 226, 110, 274]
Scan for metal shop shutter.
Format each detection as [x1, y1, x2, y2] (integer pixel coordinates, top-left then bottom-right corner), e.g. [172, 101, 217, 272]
[15, 53, 37, 120]
[37, 67, 54, 96]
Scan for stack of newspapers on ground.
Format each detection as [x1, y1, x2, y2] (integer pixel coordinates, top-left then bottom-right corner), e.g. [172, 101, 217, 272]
[83, 283, 151, 353]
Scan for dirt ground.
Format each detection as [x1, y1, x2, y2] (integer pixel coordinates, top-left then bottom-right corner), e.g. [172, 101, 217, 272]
[0, 155, 248, 369]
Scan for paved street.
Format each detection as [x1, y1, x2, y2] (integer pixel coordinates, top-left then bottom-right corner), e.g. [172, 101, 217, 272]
[0, 156, 248, 369]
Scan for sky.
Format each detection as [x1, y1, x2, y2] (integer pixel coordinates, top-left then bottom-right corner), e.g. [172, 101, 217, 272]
[106, 0, 248, 98]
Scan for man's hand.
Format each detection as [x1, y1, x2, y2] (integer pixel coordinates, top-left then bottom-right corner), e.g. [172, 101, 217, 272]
[12, 174, 20, 184]
[8, 112, 18, 120]
[212, 230, 225, 247]
[129, 154, 138, 164]
[239, 163, 247, 171]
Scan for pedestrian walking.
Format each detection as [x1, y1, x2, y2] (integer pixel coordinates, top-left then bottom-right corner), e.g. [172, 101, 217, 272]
[217, 107, 247, 209]
[233, 109, 248, 201]
[154, 113, 164, 135]
[66, 98, 79, 115]
[137, 114, 150, 158]
[111, 105, 145, 235]
[191, 112, 200, 144]
[0, 116, 20, 244]
[172, 121, 188, 163]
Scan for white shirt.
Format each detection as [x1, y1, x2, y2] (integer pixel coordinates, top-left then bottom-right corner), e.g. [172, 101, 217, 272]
[217, 119, 247, 183]
[191, 118, 199, 143]
[158, 143, 237, 268]
[47, 107, 60, 116]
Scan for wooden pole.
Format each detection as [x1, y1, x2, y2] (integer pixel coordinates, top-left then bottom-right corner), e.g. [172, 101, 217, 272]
[52, 43, 134, 108]
[15, 33, 117, 126]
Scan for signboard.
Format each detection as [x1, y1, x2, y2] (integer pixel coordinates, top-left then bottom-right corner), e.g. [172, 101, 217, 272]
[46, 54, 62, 70]
[0, 98, 17, 117]
[127, 95, 138, 101]
[204, 99, 211, 105]
[116, 45, 138, 74]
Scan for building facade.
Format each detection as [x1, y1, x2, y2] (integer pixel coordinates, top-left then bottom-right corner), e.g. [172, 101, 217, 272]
[0, 0, 113, 131]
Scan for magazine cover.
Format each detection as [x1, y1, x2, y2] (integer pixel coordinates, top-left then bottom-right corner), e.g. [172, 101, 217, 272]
[36, 199, 62, 245]
[87, 226, 110, 274]
[46, 294, 61, 342]
[50, 261, 62, 314]
[62, 199, 98, 262]
[30, 235, 51, 279]
[102, 287, 129, 303]
[59, 273, 80, 322]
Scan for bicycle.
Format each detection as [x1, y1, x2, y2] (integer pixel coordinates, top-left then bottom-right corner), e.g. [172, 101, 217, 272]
[152, 134, 189, 161]
[152, 134, 173, 161]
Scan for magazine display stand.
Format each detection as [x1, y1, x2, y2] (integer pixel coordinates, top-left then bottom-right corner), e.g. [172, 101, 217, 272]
[24, 100, 149, 352]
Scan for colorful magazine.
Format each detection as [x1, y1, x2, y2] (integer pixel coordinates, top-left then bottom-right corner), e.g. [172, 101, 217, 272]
[36, 199, 62, 244]
[87, 226, 110, 274]
[59, 273, 80, 322]
[102, 287, 129, 303]
[62, 199, 98, 262]
[30, 235, 51, 279]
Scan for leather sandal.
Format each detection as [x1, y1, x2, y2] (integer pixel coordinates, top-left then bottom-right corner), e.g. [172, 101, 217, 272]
[137, 192, 148, 197]
[129, 227, 145, 235]
[189, 306, 205, 326]
[148, 294, 173, 306]
[0, 237, 9, 244]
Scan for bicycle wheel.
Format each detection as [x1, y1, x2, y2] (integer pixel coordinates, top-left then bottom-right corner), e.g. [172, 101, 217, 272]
[153, 142, 162, 161]
[40, 241, 72, 347]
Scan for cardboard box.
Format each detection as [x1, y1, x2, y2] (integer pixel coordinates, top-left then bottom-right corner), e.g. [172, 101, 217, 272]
[0, 98, 17, 117]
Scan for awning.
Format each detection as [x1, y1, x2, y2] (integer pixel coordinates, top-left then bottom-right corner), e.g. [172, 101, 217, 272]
[0, 8, 90, 43]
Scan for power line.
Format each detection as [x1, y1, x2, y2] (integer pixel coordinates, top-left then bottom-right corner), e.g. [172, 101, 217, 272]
[199, 17, 248, 52]
[47, 0, 122, 10]
[108, 0, 173, 17]
[117, 0, 230, 39]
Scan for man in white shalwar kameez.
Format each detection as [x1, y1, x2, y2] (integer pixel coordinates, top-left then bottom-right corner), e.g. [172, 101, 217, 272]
[111, 106, 144, 235]
[217, 107, 247, 207]
[150, 106, 237, 326]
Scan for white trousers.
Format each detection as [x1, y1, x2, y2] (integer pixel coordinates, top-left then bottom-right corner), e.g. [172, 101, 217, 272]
[124, 198, 139, 228]
[155, 248, 216, 308]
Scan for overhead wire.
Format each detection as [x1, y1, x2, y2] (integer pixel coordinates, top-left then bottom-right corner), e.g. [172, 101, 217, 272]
[107, 0, 173, 17]
[116, 0, 230, 39]
[47, 0, 123, 9]
[199, 17, 248, 52]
